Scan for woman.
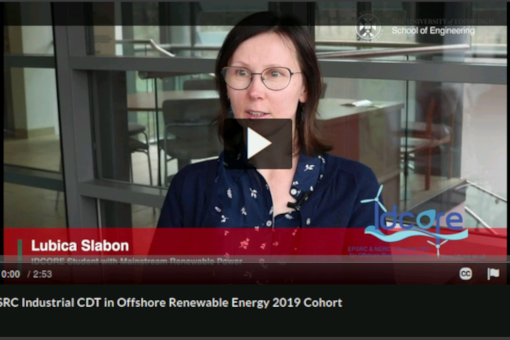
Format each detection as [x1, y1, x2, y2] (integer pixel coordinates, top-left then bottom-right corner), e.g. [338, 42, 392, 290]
[158, 12, 382, 229]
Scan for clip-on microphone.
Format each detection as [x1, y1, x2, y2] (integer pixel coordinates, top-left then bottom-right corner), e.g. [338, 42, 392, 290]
[287, 192, 312, 211]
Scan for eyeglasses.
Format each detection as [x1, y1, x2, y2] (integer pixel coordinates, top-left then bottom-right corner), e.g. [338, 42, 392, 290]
[221, 66, 302, 91]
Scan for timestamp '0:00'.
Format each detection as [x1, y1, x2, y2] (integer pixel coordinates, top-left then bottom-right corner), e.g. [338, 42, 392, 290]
[1, 270, 21, 279]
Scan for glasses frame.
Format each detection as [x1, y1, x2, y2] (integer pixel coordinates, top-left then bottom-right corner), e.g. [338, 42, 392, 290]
[221, 66, 302, 91]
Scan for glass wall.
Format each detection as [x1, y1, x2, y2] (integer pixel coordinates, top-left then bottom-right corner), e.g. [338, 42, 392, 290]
[4, 66, 60, 171]
[4, 183, 66, 228]
[321, 76, 506, 229]
[91, 70, 219, 189]
[97, 2, 269, 58]
[4, 21, 67, 227]
[98, 199, 160, 228]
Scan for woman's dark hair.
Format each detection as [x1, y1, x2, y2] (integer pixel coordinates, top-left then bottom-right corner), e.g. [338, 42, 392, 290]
[215, 11, 332, 156]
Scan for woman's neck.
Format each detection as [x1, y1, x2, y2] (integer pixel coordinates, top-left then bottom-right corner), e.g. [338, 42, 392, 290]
[256, 147, 300, 182]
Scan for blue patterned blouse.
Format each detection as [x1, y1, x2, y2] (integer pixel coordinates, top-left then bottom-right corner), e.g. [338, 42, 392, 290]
[214, 149, 325, 228]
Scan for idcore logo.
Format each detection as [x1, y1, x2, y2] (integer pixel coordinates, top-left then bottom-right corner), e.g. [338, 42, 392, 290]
[360, 185, 469, 257]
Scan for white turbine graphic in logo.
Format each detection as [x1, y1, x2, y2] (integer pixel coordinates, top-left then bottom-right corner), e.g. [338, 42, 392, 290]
[360, 185, 387, 212]
[356, 13, 382, 41]
[428, 239, 448, 258]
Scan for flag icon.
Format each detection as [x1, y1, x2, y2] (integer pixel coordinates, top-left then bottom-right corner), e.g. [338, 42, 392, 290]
[487, 268, 500, 280]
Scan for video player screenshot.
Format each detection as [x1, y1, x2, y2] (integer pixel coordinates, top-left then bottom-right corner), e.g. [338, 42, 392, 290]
[2, 1, 509, 338]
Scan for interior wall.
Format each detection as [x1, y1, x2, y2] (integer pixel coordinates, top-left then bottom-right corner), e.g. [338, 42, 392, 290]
[461, 84, 507, 196]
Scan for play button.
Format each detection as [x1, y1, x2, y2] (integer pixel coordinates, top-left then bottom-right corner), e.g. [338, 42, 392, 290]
[223, 118, 292, 169]
[247, 127, 272, 159]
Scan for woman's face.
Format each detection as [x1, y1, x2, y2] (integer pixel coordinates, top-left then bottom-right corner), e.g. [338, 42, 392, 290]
[226, 32, 307, 126]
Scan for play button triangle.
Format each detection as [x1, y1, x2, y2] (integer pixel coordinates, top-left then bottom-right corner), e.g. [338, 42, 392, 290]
[247, 127, 272, 159]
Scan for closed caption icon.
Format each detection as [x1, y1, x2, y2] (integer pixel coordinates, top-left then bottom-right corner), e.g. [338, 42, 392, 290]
[459, 267, 472, 280]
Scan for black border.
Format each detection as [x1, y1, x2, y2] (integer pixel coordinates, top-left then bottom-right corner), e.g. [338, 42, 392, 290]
[1, 284, 509, 337]
[2, 6, 508, 335]
[2, 2, 508, 26]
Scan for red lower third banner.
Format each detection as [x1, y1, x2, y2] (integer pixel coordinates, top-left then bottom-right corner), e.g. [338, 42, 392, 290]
[3, 228, 506, 284]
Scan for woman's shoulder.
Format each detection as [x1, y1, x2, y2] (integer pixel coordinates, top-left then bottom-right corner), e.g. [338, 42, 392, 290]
[173, 159, 219, 183]
[323, 153, 377, 180]
[159, 158, 220, 228]
[319, 153, 380, 207]
[320, 153, 379, 198]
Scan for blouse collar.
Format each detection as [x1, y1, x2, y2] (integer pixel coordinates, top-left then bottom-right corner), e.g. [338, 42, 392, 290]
[220, 146, 324, 195]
